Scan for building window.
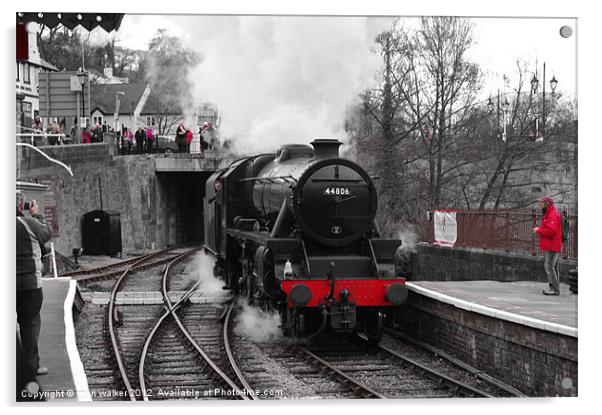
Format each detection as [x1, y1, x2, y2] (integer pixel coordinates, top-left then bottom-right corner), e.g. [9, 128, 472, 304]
[146, 116, 156, 127]
[23, 64, 30, 84]
[93, 116, 103, 126]
[16, 63, 20, 81]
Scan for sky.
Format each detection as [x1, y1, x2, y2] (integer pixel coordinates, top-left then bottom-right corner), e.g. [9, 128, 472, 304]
[80, 14, 577, 153]
[94, 14, 577, 96]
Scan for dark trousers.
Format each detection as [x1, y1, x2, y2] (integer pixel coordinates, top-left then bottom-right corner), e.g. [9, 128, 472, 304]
[17, 288, 43, 371]
[136, 139, 143, 153]
[176, 137, 186, 153]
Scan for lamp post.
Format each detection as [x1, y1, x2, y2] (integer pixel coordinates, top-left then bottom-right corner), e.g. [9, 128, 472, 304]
[114, 91, 125, 152]
[76, 69, 88, 142]
[488, 91, 510, 142]
[530, 62, 558, 140]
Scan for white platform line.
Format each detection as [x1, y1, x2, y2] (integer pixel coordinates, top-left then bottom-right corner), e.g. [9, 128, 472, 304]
[406, 282, 578, 338]
[64, 279, 92, 401]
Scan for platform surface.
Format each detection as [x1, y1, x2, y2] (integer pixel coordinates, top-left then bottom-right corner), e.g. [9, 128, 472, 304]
[406, 280, 577, 335]
[36, 278, 80, 401]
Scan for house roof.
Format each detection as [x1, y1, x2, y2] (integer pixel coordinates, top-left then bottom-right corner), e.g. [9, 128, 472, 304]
[38, 59, 58, 71]
[90, 83, 148, 115]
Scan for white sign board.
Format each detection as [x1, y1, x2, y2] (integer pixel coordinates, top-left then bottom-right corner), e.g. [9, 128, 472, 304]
[434, 210, 457, 247]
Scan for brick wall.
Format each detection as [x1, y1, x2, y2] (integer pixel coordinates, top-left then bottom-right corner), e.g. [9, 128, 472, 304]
[413, 243, 577, 283]
[392, 293, 577, 396]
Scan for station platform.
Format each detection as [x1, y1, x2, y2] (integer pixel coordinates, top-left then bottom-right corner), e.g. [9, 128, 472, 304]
[35, 277, 91, 401]
[406, 280, 578, 337]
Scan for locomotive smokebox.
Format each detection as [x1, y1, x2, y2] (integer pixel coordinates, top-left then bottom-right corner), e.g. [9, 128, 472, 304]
[311, 138, 342, 159]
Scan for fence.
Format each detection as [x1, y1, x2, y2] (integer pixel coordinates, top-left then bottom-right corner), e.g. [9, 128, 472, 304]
[423, 208, 578, 260]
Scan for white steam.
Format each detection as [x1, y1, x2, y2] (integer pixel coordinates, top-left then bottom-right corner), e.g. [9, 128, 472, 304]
[184, 16, 392, 153]
[234, 299, 283, 343]
[397, 225, 418, 253]
[192, 251, 226, 298]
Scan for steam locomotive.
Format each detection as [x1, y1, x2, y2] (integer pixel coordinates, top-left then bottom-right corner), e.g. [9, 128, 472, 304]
[203, 139, 407, 342]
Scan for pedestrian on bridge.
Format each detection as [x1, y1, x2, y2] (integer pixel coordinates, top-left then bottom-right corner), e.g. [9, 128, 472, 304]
[176, 124, 187, 153]
[124, 128, 134, 154]
[135, 126, 145, 153]
[146, 126, 155, 153]
[533, 196, 562, 296]
[186, 129, 193, 153]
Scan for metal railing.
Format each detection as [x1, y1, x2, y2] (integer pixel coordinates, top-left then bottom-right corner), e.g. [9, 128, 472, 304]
[423, 208, 577, 260]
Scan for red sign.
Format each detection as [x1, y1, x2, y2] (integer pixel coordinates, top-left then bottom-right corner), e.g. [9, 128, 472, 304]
[17, 23, 28, 61]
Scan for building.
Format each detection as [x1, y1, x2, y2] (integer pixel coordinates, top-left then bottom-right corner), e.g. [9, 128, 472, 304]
[16, 22, 59, 131]
[89, 83, 151, 133]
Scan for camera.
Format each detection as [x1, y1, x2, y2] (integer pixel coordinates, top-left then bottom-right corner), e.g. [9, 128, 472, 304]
[24, 202, 30, 210]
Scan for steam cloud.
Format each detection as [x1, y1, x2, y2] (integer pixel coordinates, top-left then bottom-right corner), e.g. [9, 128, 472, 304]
[192, 251, 226, 298]
[234, 299, 283, 343]
[397, 225, 418, 253]
[184, 16, 392, 153]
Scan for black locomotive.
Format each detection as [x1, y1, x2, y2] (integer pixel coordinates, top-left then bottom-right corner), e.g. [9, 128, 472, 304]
[204, 139, 407, 342]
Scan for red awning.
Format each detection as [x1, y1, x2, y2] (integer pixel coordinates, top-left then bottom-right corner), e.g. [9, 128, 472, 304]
[16, 12, 124, 32]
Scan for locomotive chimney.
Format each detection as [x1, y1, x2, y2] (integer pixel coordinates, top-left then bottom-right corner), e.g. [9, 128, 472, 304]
[310, 139, 342, 159]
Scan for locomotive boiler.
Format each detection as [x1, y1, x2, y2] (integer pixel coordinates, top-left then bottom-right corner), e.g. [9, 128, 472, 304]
[204, 139, 407, 342]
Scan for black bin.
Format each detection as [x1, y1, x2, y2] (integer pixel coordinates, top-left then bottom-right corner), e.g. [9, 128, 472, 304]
[82, 210, 122, 256]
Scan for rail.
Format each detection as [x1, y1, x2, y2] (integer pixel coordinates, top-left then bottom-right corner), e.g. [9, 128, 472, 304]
[423, 208, 577, 260]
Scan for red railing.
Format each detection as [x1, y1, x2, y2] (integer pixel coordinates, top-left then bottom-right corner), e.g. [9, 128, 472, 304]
[423, 208, 577, 260]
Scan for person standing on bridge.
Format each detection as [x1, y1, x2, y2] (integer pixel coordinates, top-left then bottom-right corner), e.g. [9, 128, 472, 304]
[533, 196, 562, 296]
[175, 124, 187, 153]
[135, 126, 145, 154]
[146, 126, 155, 153]
[185, 128, 193, 153]
[16, 192, 51, 376]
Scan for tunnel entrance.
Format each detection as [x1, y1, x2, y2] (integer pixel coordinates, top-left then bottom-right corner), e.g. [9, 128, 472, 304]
[156, 171, 213, 245]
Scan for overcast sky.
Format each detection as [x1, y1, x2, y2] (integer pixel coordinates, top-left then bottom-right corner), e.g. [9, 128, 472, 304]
[90, 14, 576, 96]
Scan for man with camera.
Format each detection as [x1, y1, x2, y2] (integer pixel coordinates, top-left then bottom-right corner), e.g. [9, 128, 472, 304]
[16, 193, 51, 376]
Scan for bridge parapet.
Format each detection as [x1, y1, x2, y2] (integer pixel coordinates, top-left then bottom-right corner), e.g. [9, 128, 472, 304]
[152, 152, 238, 172]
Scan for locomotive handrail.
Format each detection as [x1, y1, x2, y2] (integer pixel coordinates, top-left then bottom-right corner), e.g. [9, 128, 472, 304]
[238, 175, 296, 183]
[310, 178, 363, 183]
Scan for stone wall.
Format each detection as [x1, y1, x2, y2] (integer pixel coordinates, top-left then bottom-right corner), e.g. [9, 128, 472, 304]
[392, 293, 577, 396]
[17, 144, 210, 256]
[413, 243, 577, 283]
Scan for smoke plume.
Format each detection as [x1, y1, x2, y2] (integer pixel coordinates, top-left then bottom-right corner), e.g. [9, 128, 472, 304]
[184, 16, 392, 153]
[233, 299, 283, 343]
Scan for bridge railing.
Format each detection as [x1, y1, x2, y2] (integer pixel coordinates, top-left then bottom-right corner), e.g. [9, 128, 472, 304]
[422, 208, 577, 260]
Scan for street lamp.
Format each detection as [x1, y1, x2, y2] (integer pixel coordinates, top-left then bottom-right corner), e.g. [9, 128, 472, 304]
[114, 91, 125, 152]
[76, 69, 88, 142]
[530, 62, 558, 140]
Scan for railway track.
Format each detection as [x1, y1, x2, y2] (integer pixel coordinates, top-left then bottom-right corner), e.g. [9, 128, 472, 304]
[104, 247, 249, 401]
[223, 304, 512, 399]
[75, 248, 517, 401]
[300, 335, 494, 399]
[64, 247, 193, 288]
[137, 256, 249, 401]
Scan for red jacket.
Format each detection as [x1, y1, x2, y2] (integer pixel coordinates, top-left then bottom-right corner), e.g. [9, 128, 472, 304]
[537, 205, 562, 253]
[186, 130, 193, 144]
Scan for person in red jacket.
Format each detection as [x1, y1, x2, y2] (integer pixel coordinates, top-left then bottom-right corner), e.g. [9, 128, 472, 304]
[533, 196, 562, 295]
